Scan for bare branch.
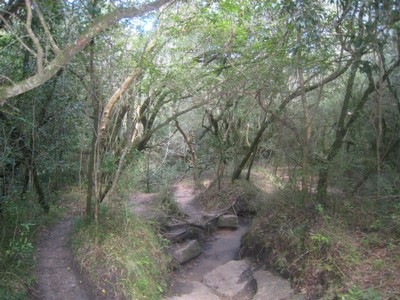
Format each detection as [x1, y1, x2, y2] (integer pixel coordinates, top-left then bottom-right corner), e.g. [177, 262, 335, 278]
[25, 0, 44, 74]
[0, 14, 36, 56]
[0, 0, 173, 102]
[32, 0, 60, 54]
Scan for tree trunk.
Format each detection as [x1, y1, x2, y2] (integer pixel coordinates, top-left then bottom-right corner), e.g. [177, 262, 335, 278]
[33, 166, 49, 213]
[231, 119, 269, 180]
[86, 20, 100, 218]
[175, 119, 198, 181]
[316, 52, 400, 202]
[245, 147, 257, 181]
[297, 29, 312, 195]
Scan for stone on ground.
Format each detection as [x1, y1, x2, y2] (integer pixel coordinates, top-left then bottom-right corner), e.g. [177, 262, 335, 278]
[217, 214, 238, 228]
[171, 240, 202, 264]
[164, 279, 219, 300]
[164, 226, 189, 243]
[202, 260, 256, 300]
[253, 270, 305, 300]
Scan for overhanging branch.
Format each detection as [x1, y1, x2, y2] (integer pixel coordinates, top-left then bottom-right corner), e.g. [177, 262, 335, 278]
[0, 0, 173, 103]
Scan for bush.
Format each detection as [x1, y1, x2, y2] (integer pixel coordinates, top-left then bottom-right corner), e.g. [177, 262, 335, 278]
[0, 192, 62, 299]
[241, 189, 355, 298]
[70, 205, 172, 299]
[194, 177, 267, 214]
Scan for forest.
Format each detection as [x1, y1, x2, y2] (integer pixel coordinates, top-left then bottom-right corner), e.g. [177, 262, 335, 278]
[1, 0, 399, 299]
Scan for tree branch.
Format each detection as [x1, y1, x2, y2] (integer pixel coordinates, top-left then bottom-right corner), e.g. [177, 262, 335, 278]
[0, 0, 173, 103]
[32, 0, 60, 54]
[25, 0, 44, 75]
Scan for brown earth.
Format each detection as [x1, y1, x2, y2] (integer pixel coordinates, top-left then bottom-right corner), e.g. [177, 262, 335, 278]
[32, 215, 91, 300]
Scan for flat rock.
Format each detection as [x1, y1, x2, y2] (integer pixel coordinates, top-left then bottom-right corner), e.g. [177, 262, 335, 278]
[172, 240, 202, 264]
[253, 270, 305, 300]
[164, 279, 219, 300]
[217, 215, 238, 228]
[164, 226, 189, 243]
[202, 260, 256, 300]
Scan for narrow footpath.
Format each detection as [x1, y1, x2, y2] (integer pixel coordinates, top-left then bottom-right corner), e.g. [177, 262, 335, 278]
[33, 216, 90, 300]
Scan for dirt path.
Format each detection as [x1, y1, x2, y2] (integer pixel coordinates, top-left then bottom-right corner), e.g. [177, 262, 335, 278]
[33, 216, 90, 300]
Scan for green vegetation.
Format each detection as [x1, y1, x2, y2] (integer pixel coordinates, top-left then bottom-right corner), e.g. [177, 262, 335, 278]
[154, 187, 183, 217]
[1, 0, 400, 298]
[70, 205, 171, 299]
[194, 178, 267, 214]
[0, 192, 65, 299]
[241, 181, 400, 299]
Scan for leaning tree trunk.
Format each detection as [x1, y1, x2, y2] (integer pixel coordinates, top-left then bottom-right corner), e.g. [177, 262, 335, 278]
[316, 52, 400, 202]
[231, 119, 269, 180]
[175, 119, 198, 181]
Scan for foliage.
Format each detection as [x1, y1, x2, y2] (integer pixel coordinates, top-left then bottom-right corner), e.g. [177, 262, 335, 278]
[154, 187, 183, 217]
[70, 205, 171, 299]
[241, 182, 400, 299]
[194, 177, 267, 214]
[0, 193, 63, 299]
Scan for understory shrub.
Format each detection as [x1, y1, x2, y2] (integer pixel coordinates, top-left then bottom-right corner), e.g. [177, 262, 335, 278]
[241, 188, 400, 299]
[71, 205, 171, 300]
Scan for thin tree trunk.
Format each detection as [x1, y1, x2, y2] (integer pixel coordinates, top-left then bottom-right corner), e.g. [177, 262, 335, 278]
[231, 118, 269, 180]
[316, 55, 362, 202]
[175, 119, 198, 181]
[352, 138, 400, 194]
[86, 9, 100, 218]
[246, 147, 257, 181]
[297, 29, 312, 195]
[316, 53, 400, 202]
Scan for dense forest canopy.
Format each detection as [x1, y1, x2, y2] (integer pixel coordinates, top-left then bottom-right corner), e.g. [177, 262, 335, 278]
[1, 0, 400, 298]
[1, 0, 399, 216]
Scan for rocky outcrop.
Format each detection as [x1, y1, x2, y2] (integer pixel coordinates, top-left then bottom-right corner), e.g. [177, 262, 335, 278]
[171, 240, 202, 264]
[202, 260, 256, 300]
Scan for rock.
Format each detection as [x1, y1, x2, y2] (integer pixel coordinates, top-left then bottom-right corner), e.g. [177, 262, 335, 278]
[252, 270, 305, 300]
[217, 215, 238, 228]
[202, 260, 256, 300]
[200, 213, 218, 228]
[164, 226, 189, 243]
[171, 240, 202, 264]
[164, 279, 219, 300]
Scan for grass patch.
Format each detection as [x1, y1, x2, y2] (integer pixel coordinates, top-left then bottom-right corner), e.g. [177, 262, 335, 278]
[153, 187, 184, 217]
[70, 205, 171, 299]
[0, 190, 68, 299]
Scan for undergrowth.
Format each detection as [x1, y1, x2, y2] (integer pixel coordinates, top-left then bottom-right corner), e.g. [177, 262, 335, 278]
[194, 177, 267, 214]
[241, 187, 400, 299]
[154, 187, 184, 217]
[0, 191, 64, 300]
[70, 204, 171, 300]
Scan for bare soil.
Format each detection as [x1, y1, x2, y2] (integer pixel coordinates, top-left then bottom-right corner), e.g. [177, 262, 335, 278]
[32, 215, 91, 300]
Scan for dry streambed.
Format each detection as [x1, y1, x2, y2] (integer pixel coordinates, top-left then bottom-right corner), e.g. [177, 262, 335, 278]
[151, 180, 305, 300]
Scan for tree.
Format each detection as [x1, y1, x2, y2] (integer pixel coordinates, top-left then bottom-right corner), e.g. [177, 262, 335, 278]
[0, 0, 172, 102]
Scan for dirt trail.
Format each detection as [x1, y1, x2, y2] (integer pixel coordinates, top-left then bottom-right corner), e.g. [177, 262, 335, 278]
[33, 216, 90, 300]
